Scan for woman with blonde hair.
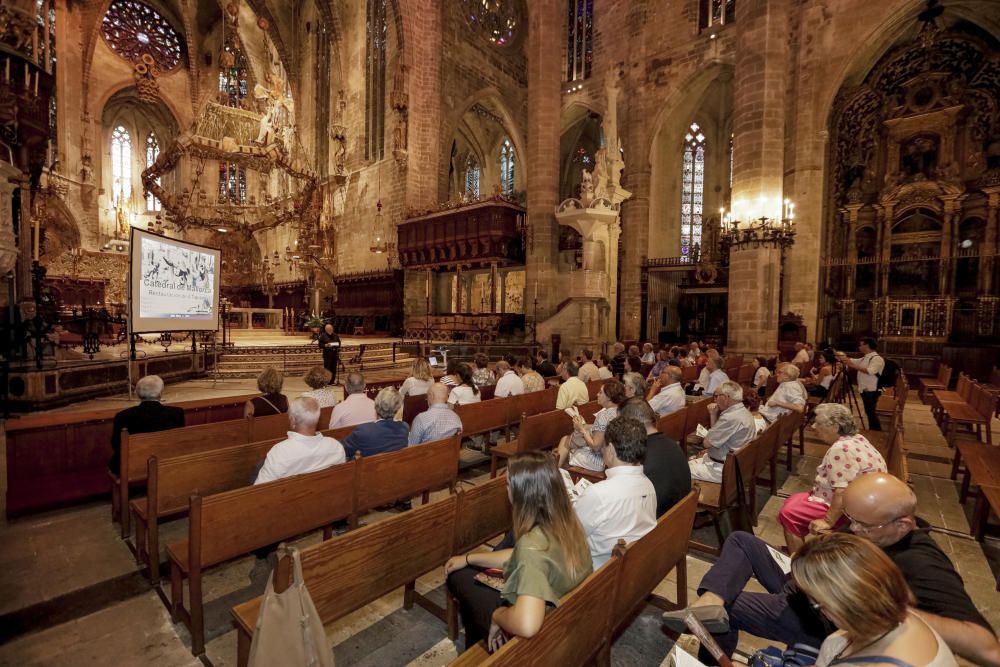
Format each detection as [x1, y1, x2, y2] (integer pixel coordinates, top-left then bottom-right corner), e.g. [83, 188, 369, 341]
[793, 532, 957, 666]
[244, 367, 289, 417]
[399, 358, 434, 398]
[301, 366, 338, 408]
[445, 452, 593, 653]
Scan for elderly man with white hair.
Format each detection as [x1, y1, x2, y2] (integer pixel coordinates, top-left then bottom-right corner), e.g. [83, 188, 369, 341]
[254, 396, 346, 484]
[646, 365, 687, 416]
[493, 360, 525, 398]
[689, 381, 756, 483]
[109, 375, 185, 472]
[343, 388, 409, 458]
[758, 362, 807, 425]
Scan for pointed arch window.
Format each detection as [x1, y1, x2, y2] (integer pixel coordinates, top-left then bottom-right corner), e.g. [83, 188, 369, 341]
[111, 125, 132, 206]
[219, 32, 250, 108]
[699, 0, 736, 31]
[566, 0, 594, 81]
[365, 0, 388, 160]
[145, 132, 161, 212]
[499, 138, 515, 195]
[465, 155, 481, 200]
[219, 162, 247, 204]
[680, 122, 706, 257]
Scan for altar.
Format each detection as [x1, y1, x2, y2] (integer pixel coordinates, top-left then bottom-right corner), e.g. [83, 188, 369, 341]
[228, 307, 283, 329]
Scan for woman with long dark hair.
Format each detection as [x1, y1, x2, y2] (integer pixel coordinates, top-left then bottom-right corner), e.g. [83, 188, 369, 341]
[445, 452, 593, 652]
[447, 362, 482, 406]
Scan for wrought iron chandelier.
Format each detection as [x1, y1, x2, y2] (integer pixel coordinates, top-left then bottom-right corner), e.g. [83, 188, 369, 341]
[719, 198, 796, 252]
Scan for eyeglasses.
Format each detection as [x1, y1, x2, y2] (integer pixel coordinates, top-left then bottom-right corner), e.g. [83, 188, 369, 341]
[843, 510, 902, 532]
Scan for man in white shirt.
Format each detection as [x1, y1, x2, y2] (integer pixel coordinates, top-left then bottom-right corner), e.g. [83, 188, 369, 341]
[837, 337, 885, 431]
[255, 397, 346, 484]
[328, 372, 377, 428]
[703, 357, 729, 397]
[791, 342, 810, 365]
[493, 360, 525, 398]
[578, 350, 600, 383]
[573, 416, 656, 568]
[556, 361, 590, 409]
[758, 363, 807, 424]
[646, 366, 687, 416]
[689, 382, 756, 483]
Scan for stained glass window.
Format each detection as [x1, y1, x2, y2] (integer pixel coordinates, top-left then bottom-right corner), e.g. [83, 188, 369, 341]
[219, 29, 250, 108]
[219, 162, 247, 204]
[145, 132, 161, 212]
[365, 0, 387, 160]
[465, 155, 481, 200]
[699, 0, 736, 31]
[499, 138, 515, 195]
[566, 0, 593, 81]
[111, 125, 132, 206]
[101, 0, 182, 70]
[464, 0, 520, 46]
[680, 122, 706, 258]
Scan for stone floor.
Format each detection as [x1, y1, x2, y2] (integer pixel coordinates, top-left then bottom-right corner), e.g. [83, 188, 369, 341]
[0, 399, 997, 666]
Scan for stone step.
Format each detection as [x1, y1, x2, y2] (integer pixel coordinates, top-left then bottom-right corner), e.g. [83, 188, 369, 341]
[215, 353, 413, 367]
[212, 357, 413, 379]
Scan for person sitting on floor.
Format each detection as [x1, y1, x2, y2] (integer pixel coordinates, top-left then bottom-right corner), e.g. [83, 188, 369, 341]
[662, 473, 1000, 666]
[327, 372, 376, 428]
[472, 353, 496, 388]
[778, 403, 886, 554]
[448, 363, 482, 406]
[245, 366, 289, 417]
[795, 532, 959, 667]
[688, 381, 756, 483]
[516, 356, 546, 392]
[399, 358, 434, 398]
[493, 360, 525, 398]
[445, 452, 593, 653]
[408, 383, 463, 445]
[556, 379, 626, 471]
[618, 397, 691, 517]
[647, 365, 686, 417]
[343, 388, 408, 458]
[301, 366, 338, 409]
[254, 396, 346, 484]
[758, 362, 808, 425]
[109, 374, 185, 472]
[555, 361, 589, 410]
[573, 416, 656, 568]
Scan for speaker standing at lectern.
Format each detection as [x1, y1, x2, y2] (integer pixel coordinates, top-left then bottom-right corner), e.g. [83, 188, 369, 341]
[318, 323, 341, 384]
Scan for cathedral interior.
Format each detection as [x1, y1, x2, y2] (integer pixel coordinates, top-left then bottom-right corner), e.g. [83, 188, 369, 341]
[1, 0, 1000, 664]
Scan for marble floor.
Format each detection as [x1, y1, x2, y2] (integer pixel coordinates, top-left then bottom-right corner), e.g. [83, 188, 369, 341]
[0, 399, 997, 666]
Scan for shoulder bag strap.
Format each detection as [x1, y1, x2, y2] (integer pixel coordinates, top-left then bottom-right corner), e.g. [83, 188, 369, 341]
[829, 656, 913, 666]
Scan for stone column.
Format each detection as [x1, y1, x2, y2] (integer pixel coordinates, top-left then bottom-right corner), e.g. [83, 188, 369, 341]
[726, 0, 789, 356]
[525, 0, 562, 321]
[619, 167, 649, 340]
[489, 261, 498, 313]
[404, 0, 441, 208]
[982, 187, 999, 295]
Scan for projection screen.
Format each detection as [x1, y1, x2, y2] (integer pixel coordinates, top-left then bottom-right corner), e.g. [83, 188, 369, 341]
[128, 228, 222, 333]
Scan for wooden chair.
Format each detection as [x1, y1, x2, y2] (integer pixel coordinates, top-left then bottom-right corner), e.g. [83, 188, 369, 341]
[756, 411, 800, 494]
[980, 366, 1000, 418]
[168, 461, 357, 655]
[689, 438, 759, 556]
[682, 397, 712, 448]
[917, 363, 952, 403]
[490, 409, 574, 477]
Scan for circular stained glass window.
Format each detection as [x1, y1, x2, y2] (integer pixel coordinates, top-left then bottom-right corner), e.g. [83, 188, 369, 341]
[102, 0, 183, 71]
[463, 0, 521, 47]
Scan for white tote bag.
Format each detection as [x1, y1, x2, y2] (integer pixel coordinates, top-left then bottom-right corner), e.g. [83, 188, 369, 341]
[248, 547, 335, 667]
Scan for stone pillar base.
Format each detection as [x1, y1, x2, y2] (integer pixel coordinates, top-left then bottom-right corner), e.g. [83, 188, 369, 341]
[726, 245, 783, 357]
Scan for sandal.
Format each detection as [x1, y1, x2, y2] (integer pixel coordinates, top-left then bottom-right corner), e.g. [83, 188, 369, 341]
[661, 605, 730, 634]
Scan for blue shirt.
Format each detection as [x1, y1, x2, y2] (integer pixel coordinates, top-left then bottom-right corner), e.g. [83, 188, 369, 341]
[408, 404, 463, 445]
[343, 419, 410, 458]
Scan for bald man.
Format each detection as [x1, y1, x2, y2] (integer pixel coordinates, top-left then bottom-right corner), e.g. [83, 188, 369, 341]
[662, 473, 999, 666]
[408, 383, 463, 445]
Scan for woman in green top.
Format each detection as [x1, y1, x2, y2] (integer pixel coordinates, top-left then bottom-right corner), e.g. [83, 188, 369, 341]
[445, 452, 593, 653]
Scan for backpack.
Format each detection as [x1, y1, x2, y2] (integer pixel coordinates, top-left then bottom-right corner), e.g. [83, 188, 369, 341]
[749, 643, 821, 667]
[877, 357, 899, 390]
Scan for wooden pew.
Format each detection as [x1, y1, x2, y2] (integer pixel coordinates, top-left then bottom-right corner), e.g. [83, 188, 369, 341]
[502, 386, 558, 442]
[402, 393, 429, 424]
[168, 461, 357, 655]
[980, 366, 1000, 418]
[232, 494, 462, 667]
[955, 441, 1000, 548]
[656, 407, 688, 443]
[453, 400, 510, 446]
[490, 408, 574, 477]
[587, 377, 612, 400]
[682, 397, 713, 447]
[689, 434, 762, 556]
[917, 363, 952, 403]
[758, 411, 801, 494]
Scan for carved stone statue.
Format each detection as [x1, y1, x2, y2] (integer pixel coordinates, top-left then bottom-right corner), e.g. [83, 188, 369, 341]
[393, 114, 408, 153]
[592, 149, 608, 202]
[391, 62, 409, 111]
[580, 169, 595, 204]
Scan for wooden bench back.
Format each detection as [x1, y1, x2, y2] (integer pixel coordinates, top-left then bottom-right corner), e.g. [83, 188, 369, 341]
[576, 399, 602, 424]
[452, 477, 511, 554]
[193, 460, 357, 568]
[482, 556, 622, 666]
[248, 412, 292, 442]
[775, 410, 801, 454]
[681, 365, 699, 384]
[956, 373, 974, 401]
[402, 394, 429, 424]
[454, 399, 509, 436]
[125, 418, 251, 481]
[683, 398, 712, 441]
[297, 494, 458, 625]
[516, 409, 574, 454]
[612, 491, 697, 626]
[656, 408, 687, 443]
[751, 423, 781, 481]
[736, 363, 755, 384]
[887, 428, 908, 482]
[938, 364, 953, 386]
[505, 386, 558, 425]
[354, 435, 460, 512]
[971, 384, 995, 421]
[587, 378, 612, 400]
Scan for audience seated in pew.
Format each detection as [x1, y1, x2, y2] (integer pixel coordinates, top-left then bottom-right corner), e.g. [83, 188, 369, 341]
[343, 388, 408, 458]
[534, 350, 557, 378]
[647, 366, 687, 417]
[556, 379, 625, 472]
[449, 364, 483, 406]
[619, 397, 692, 518]
[399, 358, 434, 398]
[572, 417, 656, 568]
[109, 374, 185, 472]
[700, 354, 730, 398]
[409, 383, 464, 445]
[626, 345, 643, 373]
[803, 350, 836, 398]
[777, 403, 886, 554]
[689, 381, 756, 484]
[555, 361, 589, 410]
[758, 363, 808, 425]
[752, 356, 771, 397]
[640, 342, 656, 365]
[472, 353, 496, 388]
[597, 353, 614, 379]
[792, 342, 810, 365]
[516, 357, 546, 393]
[301, 366, 338, 408]
[244, 367, 289, 417]
[622, 371, 646, 400]
[577, 349, 600, 383]
[445, 452, 593, 653]
[662, 473, 1000, 666]
[493, 361, 525, 398]
[328, 372, 376, 428]
[646, 349, 671, 382]
[796, 533, 959, 667]
[254, 397, 346, 485]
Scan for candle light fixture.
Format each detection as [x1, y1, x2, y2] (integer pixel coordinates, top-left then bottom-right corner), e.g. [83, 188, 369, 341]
[719, 196, 796, 252]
